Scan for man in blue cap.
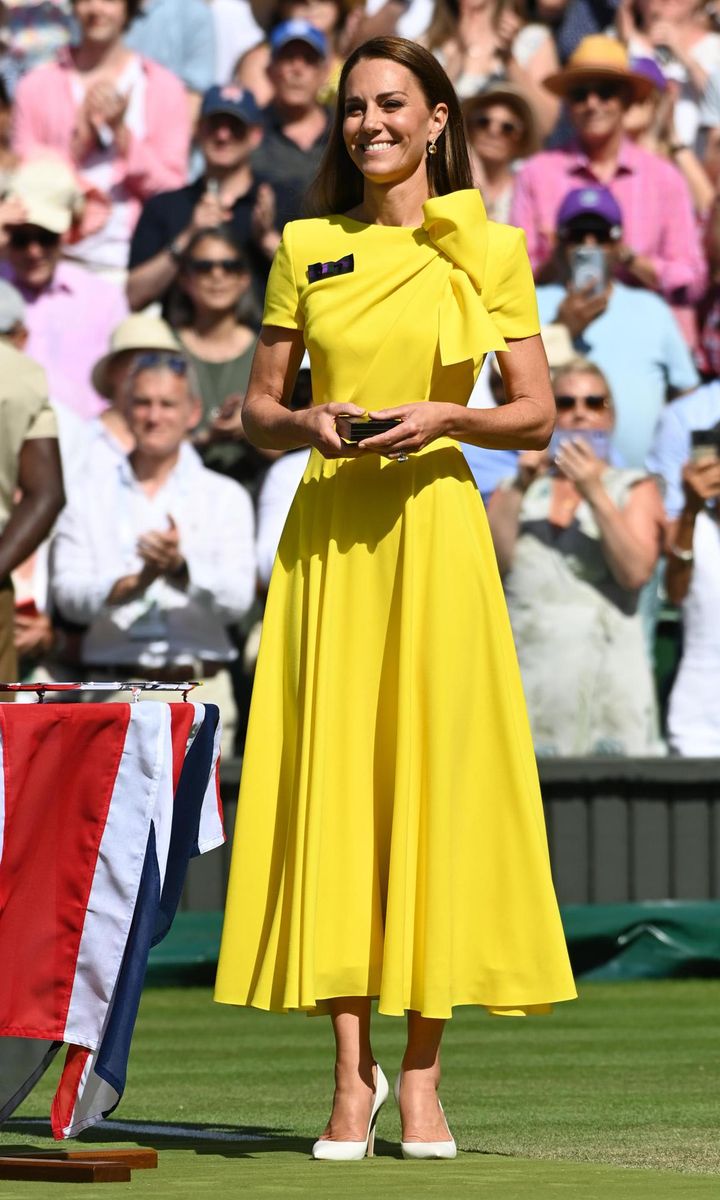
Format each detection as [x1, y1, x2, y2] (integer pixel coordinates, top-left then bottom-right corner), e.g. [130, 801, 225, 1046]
[127, 84, 278, 313]
[251, 19, 331, 229]
[535, 184, 699, 469]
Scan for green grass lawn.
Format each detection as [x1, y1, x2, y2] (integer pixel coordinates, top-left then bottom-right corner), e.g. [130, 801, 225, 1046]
[1, 979, 719, 1198]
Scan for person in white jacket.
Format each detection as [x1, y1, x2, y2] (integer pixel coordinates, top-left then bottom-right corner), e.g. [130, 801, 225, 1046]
[51, 349, 256, 749]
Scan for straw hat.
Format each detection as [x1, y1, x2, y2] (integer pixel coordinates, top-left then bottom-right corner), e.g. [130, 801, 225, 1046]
[462, 82, 540, 158]
[543, 36, 657, 104]
[5, 158, 84, 235]
[92, 314, 181, 399]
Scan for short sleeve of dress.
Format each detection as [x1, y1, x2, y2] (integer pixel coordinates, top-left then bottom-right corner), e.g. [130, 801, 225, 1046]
[262, 223, 305, 331]
[484, 224, 541, 341]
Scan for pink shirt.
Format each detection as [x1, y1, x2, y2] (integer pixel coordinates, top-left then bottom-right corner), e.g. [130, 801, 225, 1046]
[12, 49, 190, 240]
[509, 138, 707, 305]
[1, 260, 128, 420]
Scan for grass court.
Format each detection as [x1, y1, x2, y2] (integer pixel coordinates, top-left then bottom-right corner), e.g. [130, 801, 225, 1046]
[1, 979, 719, 1198]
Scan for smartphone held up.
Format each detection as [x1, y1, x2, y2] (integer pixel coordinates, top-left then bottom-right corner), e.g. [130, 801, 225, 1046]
[569, 246, 608, 297]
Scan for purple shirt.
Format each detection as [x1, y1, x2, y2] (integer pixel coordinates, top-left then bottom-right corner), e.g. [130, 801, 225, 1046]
[509, 138, 707, 306]
[1, 261, 127, 419]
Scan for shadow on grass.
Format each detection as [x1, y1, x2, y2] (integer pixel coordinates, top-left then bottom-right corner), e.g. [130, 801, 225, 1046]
[3, 1119, 404, 1161]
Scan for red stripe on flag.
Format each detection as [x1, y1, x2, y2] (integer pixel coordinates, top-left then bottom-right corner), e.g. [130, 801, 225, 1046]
[0, 705, 130, 1039]
[215, 765, 224, 835]
[169, 704, 195, 794]
[51, 1044, 92, 1140]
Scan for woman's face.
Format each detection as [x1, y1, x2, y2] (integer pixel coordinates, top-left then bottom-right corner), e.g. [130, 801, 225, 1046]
[466, 102, 525, 165]
[623, 94, 657, 137]
[343, 58, 447, 188]
[74, 0, 128, 43]
[553, 370, 614, 434]
[180, 237, 250, 315]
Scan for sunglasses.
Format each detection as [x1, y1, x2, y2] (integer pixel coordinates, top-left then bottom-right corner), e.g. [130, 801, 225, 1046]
[564, 228, 614, 245]
[471, 113, 522, 137]
[568, 81, 623, 104]
[555, 394, 609, 411]
[185, 258, 246, 275]
[8, 227, 60, 249]
[133, 351, 188, 375]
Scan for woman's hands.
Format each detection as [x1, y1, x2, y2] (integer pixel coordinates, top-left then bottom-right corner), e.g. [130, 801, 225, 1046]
[352, 403, 454, 458]
[86, 80, 128, 134]
[554, 438, 606, 499]
[515, 448, 551, 490]
[296, 402, 366, 459]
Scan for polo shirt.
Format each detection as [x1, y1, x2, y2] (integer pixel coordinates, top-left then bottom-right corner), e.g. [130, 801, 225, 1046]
[251, 106, 331, 228]
[128, 175, 270, 310]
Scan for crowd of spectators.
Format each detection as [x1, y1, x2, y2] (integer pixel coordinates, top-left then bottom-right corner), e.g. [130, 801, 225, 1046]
[1, 0, 720, 757]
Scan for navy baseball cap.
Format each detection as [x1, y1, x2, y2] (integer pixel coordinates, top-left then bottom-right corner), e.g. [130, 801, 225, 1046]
[200, 85, 262, 126]
[556, 186, 623, 235]
[269, 19, 328, 60]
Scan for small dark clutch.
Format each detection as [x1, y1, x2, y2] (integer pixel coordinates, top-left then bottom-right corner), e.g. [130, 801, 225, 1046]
[336, 416, 402, 443]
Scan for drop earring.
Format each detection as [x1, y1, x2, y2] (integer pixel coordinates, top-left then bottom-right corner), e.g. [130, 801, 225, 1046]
[427, 139, 438, 156]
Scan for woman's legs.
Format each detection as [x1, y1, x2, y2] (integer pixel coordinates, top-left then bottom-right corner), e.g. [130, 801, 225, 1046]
[397, 1011, 452, 1141]
[319, 997, 377, 1141]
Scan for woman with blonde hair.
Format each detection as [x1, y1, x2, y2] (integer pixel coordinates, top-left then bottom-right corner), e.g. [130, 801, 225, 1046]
[488, 357, 666, 755]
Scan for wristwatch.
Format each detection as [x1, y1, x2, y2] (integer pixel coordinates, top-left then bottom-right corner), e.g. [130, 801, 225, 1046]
[669, 543, 694, 563]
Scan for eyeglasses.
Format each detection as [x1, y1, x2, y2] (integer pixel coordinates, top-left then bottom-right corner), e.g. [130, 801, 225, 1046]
[8, 227, 61, 250]
[568, 81, 624, 104]
[133, 351, 188, 376]
[185, 258, 247, 275]
[555, 393, 610, 411]
[471, 113, 522, 137]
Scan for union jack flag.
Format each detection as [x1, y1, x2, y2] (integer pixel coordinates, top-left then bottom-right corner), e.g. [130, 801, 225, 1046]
[0, 700, 223, 1138]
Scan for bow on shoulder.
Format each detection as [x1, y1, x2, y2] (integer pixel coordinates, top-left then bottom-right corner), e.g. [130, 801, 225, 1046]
[422, 189, 507, 373]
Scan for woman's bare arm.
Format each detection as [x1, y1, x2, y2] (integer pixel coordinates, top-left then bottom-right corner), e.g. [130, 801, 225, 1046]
[366, 335, 555, 456]
[242, 326, 365, 456]
[486, 451, 550, 574]
[458, 334, 555, 449]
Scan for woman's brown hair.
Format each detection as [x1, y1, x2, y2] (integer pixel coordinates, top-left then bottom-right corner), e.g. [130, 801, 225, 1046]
[304, 37, 473, 217]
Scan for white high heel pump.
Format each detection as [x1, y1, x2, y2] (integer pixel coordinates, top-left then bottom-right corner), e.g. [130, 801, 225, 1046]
[312, 1063, 389, 1160]
[394, 1071, 457, 1160]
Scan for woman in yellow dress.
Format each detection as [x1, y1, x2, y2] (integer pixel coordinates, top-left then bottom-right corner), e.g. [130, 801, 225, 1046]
[215, 35, 576, 1161]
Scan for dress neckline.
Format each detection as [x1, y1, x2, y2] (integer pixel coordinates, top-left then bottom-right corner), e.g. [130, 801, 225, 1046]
[338, 214, 421, 231]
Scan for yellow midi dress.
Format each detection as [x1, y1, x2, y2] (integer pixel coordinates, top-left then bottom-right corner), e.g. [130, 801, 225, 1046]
[214, 189, 576, 1018]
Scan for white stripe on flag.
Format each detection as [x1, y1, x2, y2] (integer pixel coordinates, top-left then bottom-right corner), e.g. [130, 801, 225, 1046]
[151, 706, 174, 893]
[196, 706, 224, 854]
[63, 703, 170, 1048]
